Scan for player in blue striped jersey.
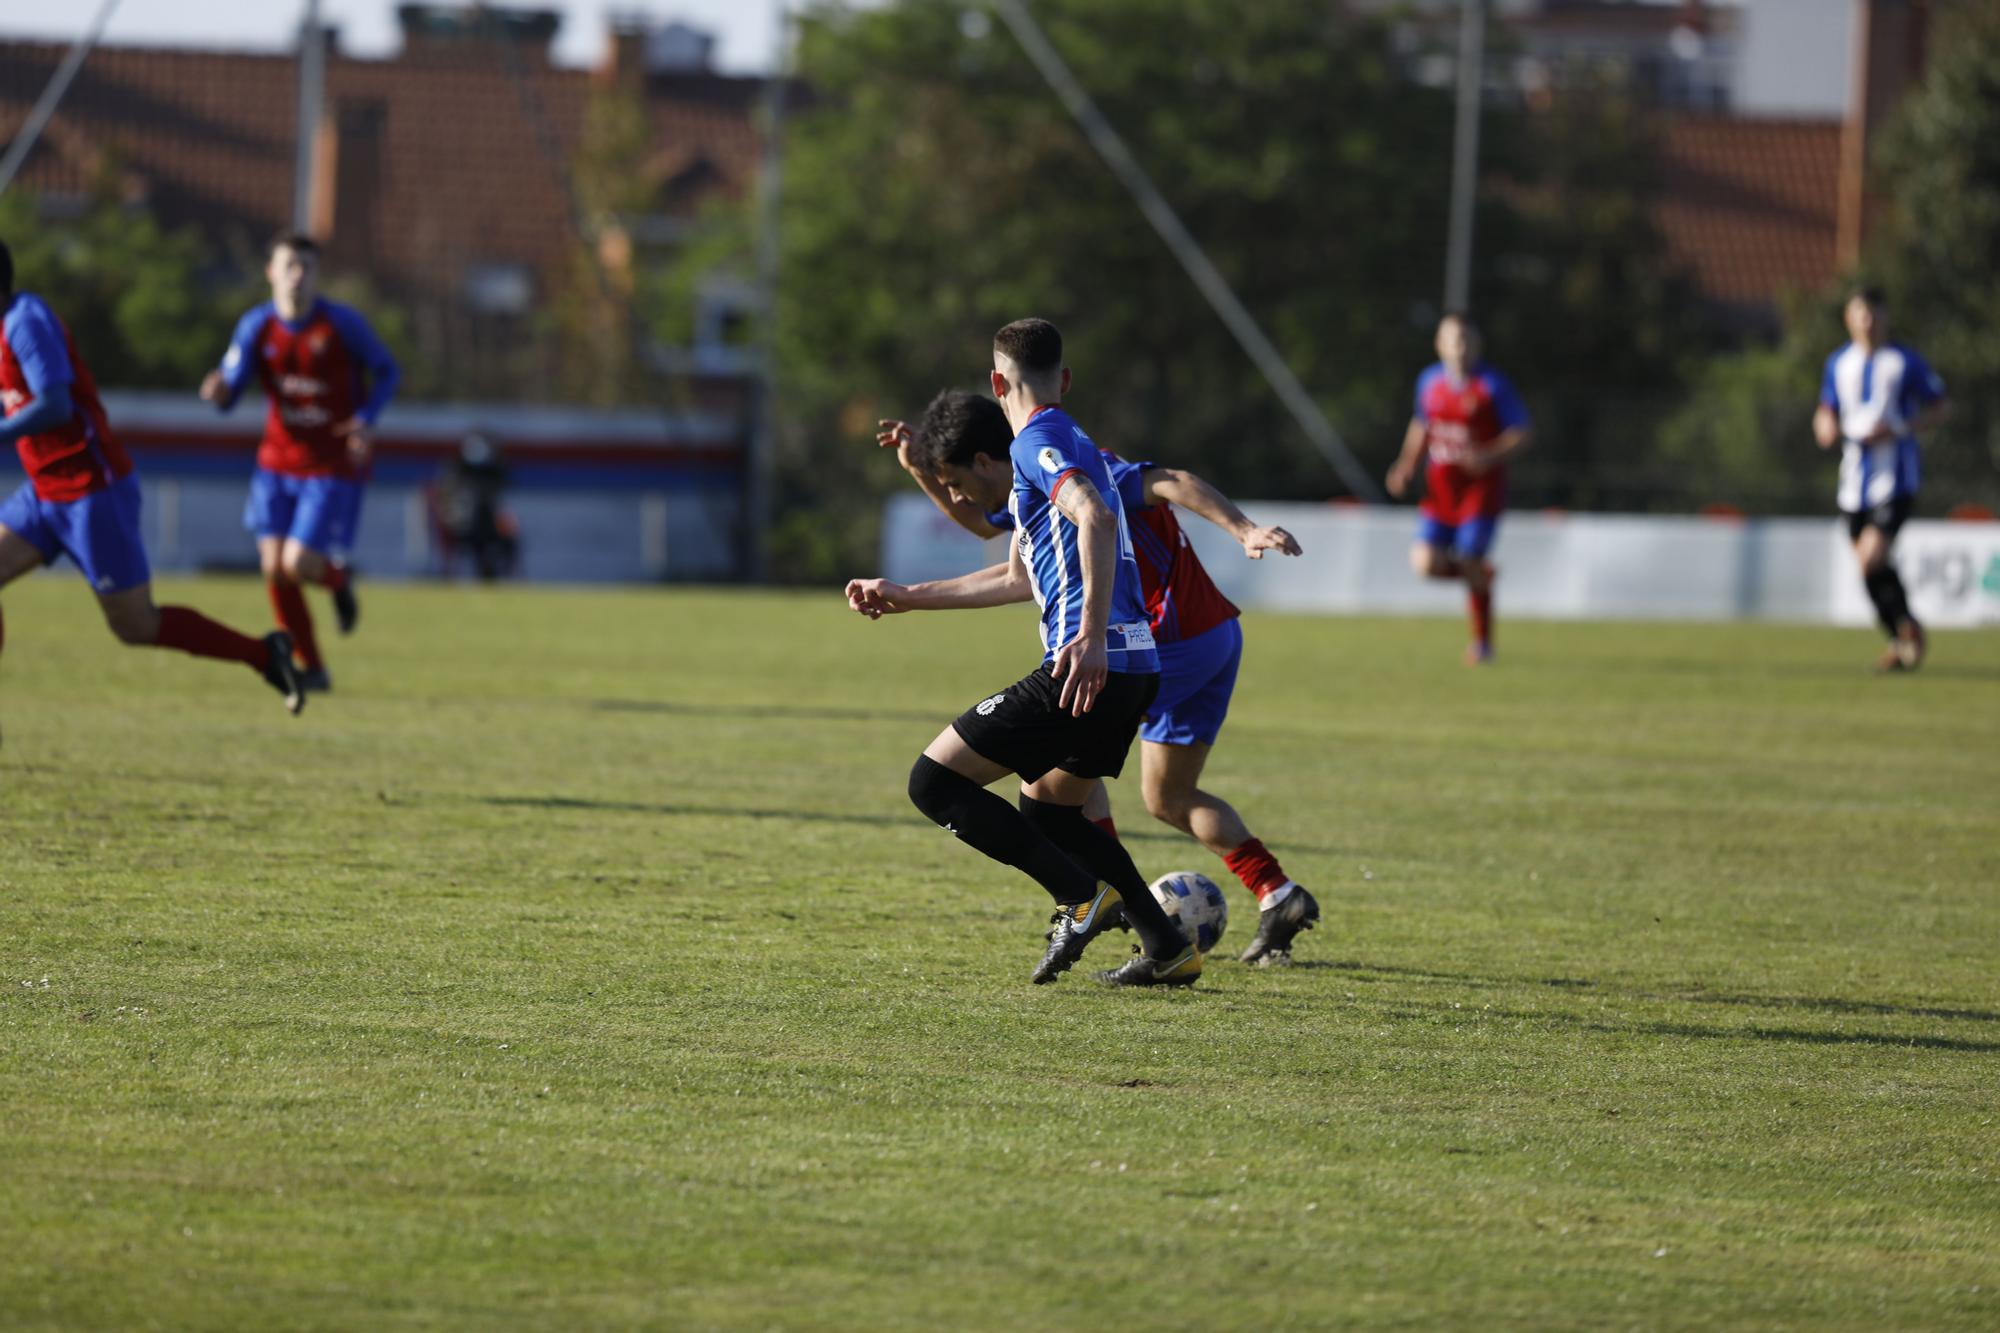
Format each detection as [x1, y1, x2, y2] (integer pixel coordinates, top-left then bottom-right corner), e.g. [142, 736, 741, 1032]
[846, 319, 1200, 987]
[1812, 288, 1948, 671]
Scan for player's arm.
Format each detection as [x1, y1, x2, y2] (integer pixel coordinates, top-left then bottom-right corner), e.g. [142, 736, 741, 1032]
[0, 300, 76, 442]
[1386, 417, 1428, 497]
[1140, 467, 1300, 559]
[1460, 376, 1533, 476]
[199, 309, 265, 412]
[331, 307, 403, 466]
[845, 552, 1032, 617]
[1048, 471, 1116, 716]
[877, 419, 1006, 540]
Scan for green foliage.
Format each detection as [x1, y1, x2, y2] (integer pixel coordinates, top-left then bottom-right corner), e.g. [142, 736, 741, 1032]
[674, 0, 1696, 579]
[0, 186, 227, 388]
[3, 578, 1999, 1326]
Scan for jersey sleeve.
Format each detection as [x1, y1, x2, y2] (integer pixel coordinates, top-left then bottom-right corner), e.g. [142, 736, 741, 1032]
[0, 297, 75, 439]
[1412, 368, 1435, 421]
[1103, 454, 1154, 513]
[1819, 353, 1841, 410]
[6, 296, 74, 394]
[1010, 427, 1087, 502]
[1487, 372, 1531, 432]
[1901, 348, 1945, 410]
[327, 303, 402, 425]
[215, 306, 270, 411]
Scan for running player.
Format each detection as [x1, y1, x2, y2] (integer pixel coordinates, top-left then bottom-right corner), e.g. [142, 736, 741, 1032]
[879, 395, 1323, 964]
[1386, 311, 1531, 664]
[200, 233, 400, 692]
[846, 318, 1199, 987]
[0, 239, 304, 724]
[1812, 287, 1947, 672]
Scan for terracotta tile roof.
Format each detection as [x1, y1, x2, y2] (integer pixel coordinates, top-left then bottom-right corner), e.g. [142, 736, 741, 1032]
[1653, 114, 1844, 308]
[0, 38, 762, 309]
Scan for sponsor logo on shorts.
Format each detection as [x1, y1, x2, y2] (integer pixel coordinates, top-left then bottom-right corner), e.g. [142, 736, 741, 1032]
[975, 693, 1005, 716]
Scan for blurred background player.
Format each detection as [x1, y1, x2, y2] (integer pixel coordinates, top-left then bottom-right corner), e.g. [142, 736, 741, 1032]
[1386, 312, 1532, 664]
[1812, 287, 1947, 672]
[200, 233, 400, 693]
[430, 431, 519, 581]
[848, 318, 1199, 988]
[0, 239, 304, 724]
[880, 394, 1323, 964]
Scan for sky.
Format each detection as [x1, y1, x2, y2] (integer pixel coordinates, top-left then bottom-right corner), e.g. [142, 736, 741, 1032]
[0, 0, 787, 74]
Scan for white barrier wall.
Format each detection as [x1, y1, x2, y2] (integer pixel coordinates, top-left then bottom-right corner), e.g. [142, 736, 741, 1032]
[880, 494, 2000, 628]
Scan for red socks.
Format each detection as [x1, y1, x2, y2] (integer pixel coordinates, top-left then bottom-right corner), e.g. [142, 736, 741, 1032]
[155, 606, 266, 668]
[1224, 837, 1291, 901]
[316, 564, 350, 593]
[1093, 816, 1118, 840]
[267, 580, 322, 669]
[1469, 586, 1492, 651]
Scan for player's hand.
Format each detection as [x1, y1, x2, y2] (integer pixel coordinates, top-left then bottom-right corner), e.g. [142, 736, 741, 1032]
[1457, 451, 1493, 478]
[1863, 421, 1899, 444]
[1386, 461, 1412, 497]
[335, 417, 374, 466]
[1241, 524, 1301, 560]
[845, 577, 909, 619]
[1050, 633, 1108, 716]
[876, 419, 919, 471]
[199, 370, 226, 404]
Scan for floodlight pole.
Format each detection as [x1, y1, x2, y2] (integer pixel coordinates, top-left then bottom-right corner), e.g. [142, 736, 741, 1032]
[1443, 0, 1487, 311]
[293, 0, 326, 232]
[0, 0, 122, 201]
[987, 0, 1383, 502]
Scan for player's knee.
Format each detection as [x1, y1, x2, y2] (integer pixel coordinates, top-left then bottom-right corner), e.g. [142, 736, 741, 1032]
[106, 611, 155, 646]
[908, 755, 967, 824]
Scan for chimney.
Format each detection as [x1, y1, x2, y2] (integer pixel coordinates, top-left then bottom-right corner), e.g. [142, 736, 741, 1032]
[396, 4, 562, 67]
[1838, 0, 1930, 266]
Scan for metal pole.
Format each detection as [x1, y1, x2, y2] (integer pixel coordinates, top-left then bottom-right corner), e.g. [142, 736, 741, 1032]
[988, 0, 1382, 502]
[1443, 0, 1486, 311]
[746, 0, 793, 581]
[293, 0, 325, 232]
[0, 0, 123, 201]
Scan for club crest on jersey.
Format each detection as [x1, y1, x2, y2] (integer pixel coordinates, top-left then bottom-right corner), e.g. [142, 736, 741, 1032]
[1037, 446, 1064, 475]
[975, 693, 1006, 716]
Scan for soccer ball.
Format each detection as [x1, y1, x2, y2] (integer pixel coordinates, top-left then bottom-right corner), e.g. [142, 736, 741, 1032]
[1148, 871, 1228, 954]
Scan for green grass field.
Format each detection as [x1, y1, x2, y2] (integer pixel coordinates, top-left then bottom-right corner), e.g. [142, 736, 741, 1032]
[2, 574, 1996, 1330]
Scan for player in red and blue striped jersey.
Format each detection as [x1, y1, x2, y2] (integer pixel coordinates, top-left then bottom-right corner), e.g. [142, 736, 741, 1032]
[200, 233, 400, 693]
[1386, 311, 1532, 664]
[879, 393, 1323, 964]
[0, 240, 304, 726]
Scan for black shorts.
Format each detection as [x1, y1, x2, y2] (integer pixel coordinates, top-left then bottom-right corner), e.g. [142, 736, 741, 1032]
[950, 666, 1160, 783]
[1846, 497, 1912, 544]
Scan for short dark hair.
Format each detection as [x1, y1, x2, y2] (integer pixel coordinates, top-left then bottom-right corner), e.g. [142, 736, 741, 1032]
[1440, 308, 1479, 332]
[269, 231, 321, 259]
[993, 318, 1063, 377]
[1849, 285, 1887, 308]
[916, 389, 1013, 470]
[0, 239, 12, 296]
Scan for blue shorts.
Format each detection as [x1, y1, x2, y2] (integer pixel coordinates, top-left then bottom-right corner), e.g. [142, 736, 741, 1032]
[244, 469, 365, 556]
[1141, 617, 1242, 748]
[0, 473, 152, 594]
[1418, 512, 1501, 559]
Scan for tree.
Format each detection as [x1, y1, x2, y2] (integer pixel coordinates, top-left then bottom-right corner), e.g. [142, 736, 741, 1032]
[668, 0, 1698, 579]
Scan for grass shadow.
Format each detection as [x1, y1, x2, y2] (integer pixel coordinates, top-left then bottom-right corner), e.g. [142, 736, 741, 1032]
[589, 699, 942, 726]
[480, 794, 909, 828]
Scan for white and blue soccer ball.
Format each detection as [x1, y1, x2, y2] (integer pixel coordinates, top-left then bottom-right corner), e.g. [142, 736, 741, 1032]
[1148, 871, 1228, 954]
